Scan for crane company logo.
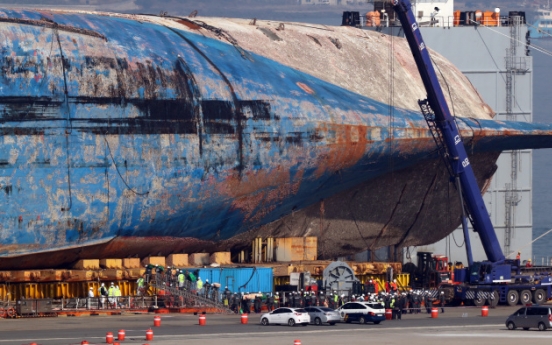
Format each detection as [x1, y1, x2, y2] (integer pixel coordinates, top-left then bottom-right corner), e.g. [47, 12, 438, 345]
[412, 23, 418, 31]
[454, 135, 461, 145]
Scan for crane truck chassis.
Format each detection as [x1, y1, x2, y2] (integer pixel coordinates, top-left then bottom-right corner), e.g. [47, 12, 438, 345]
[392, 0, 552, 306]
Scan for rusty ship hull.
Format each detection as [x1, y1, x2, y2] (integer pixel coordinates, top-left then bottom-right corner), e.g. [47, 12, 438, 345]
[0, 9, 551, 269]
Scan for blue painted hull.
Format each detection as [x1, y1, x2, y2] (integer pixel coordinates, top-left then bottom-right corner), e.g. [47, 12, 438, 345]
[0, 9, 551, 268]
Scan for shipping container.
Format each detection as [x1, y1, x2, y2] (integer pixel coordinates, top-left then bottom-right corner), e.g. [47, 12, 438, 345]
[196, 267, 273, 293]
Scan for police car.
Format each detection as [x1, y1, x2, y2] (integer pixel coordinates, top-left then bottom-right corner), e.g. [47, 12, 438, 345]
[336, 302, 385, 324]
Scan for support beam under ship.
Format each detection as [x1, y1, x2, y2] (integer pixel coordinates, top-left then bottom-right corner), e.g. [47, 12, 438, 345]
[0, 8, 551, 269]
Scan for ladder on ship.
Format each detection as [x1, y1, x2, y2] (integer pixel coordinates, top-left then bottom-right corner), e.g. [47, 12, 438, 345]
[149, 275, 234, 314]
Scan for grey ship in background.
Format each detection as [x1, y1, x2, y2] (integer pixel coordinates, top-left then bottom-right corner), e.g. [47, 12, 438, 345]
[349, 0, 537, 265]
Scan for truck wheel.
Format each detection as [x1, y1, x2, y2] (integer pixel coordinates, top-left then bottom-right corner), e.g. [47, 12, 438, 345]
[520, 290, 532, 304]
[507, 290, 519, 306]
[473, 295, 486, 307]
[533, 289, 546, 304]
[490, 290, 499, 308]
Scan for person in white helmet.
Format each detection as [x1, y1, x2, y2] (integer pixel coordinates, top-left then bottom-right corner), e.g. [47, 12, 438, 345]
[87, 287, 94, 310]
[274, 291, 280, 308]
[254, 292, 262, 313]
[204, 279, 211, 299]
[99, 283, 107, 309]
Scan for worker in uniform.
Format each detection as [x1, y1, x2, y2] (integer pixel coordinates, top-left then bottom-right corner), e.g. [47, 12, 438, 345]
[526, 259, 533, 268]
[196, 277, 204, 296]
[397, 293, 406, 319]
[204, 279, 211, 299]
[187, 270, 197, 290]
[108, 282, 116, 309]
[267, 293, 274, 311]
[254, 293, 262, 313]
[439, 291, 446, 313]
[390, 279, 398, 293]
[177, 270, 185, 291]
[390, 294, 396, 319]
[316, 291, 323, 306]
[300, 291, 306, 307]
[339, 294, 345, 307]
[224, 286, 231, 305]
[230, 293, 238, 313]
[137, 275, 146, 296]
[384, 293, 391, 309]
[241, 293, 248, 314]
[99, 283, 107, 309]
[115, 285, 123, 308]
[87, 287, 95, 310]
[294, 292, 301, 308]
[405, 290, 411, 313]
[213, 283, 221, 302]
[424, 291, 431, 314]
[516, 252, 521, 267]
[246, 293, 253, 313]
[282, 292, 289, 307]
[274, 292, 280, 308]
[144, 264, 155, 283]
[412, 291, 419, 314]
[305, 291, 312, 307]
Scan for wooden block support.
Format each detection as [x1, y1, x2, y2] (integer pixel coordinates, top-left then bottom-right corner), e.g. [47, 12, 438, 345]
[125, 268, 145, 280]
[98, 269, 124, 281]
[11, 271, 40, 282]
[73, 259, 100, 270]
[141, 256, 166, 267]
[167, 254, 189, 267]
[189, 253, 210, 266]
[100, 259, 123, 269]
[122, 258, 141, 269]
[210, 252, 231, 265]
[65, 270, 97, 282]
[38, 270, 65, 282]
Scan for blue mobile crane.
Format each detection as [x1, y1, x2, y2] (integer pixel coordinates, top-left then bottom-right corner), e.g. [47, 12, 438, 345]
[392, 0, 552, 306]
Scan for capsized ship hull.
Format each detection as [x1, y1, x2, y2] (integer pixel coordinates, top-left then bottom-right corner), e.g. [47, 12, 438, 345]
[0, 9, 551, 269]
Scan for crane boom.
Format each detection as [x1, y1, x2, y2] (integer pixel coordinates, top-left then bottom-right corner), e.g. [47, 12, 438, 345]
[391, 0, 505, 263]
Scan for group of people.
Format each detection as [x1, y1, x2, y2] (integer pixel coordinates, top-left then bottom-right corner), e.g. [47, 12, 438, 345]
[218, 288, 447, 318]
[144, 264, 222, 302]
[87, 282, 124, 309]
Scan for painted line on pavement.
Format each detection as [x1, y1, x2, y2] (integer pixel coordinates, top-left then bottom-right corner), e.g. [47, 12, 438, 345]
[0, 324, 505, 343]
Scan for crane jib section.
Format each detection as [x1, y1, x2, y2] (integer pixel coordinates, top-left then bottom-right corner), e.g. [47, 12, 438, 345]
[392, 0, 505, 263]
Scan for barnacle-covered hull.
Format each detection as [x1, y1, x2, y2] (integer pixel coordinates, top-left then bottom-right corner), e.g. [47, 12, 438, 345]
[0, 8, 551, 269]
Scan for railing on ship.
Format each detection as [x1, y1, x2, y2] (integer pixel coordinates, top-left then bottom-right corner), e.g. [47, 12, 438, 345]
[361, 14, 525, 29]
[149, 273, 234, 314]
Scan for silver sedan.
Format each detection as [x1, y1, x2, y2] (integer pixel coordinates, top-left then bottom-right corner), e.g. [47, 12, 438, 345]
[304, 306, 340, 325]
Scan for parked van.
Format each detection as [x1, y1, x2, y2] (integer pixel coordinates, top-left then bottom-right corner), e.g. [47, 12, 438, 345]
[506, 306, 552, 331]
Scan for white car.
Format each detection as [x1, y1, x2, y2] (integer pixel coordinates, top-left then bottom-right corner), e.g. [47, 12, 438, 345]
[260, 307, 310, 326]
[336, 302, 385, 324]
